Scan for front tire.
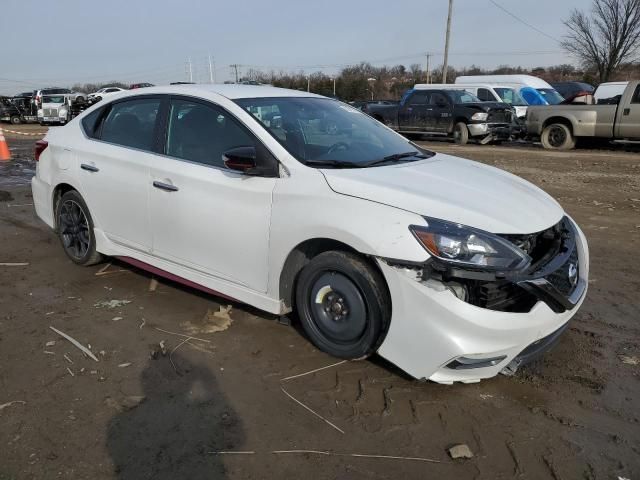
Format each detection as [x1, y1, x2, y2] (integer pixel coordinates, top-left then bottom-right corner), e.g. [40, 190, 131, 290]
[541, 123, 575, 150]
[56, 190, 103, 266]
[453, 122, 469, 145]
[295, 251, 391, 359]
[10, 115, 21, 125]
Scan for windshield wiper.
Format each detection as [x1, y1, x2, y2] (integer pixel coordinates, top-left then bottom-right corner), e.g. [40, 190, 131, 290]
[364, 151, 429, 167]
[302, 159, 363, 168]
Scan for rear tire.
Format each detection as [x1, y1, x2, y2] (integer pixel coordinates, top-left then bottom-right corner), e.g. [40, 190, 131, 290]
[453, 122, 469, 145]
[541, 123, 575, 150]
[10, 115, 21, 125]
[295, 251, 391, 359]
[56, 190, 103, 266]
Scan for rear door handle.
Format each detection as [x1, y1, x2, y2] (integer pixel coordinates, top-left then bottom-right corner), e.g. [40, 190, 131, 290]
[623, 108, 631, 116]
[80, 163, 99, 172]
[153, 181, 179, 192]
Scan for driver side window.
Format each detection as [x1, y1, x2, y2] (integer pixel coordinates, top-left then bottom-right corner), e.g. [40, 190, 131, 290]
[166, 99, 255, 168]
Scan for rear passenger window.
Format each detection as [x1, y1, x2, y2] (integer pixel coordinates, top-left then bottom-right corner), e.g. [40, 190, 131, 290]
[166, 99, 255, 168]
[407, 92, 429, 105]
[81, 106, 106, 139]
[100, 98, 161, 151]
[477, 88, 493, 101]
[632, 85, 640, 104]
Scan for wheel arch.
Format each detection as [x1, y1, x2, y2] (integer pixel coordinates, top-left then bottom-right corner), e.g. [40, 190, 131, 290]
[542, 116, 574, 135]
[278, 237, 386, 313]
[52, 182, 80, 230]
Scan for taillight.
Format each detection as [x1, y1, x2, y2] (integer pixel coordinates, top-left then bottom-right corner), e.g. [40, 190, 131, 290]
[34, 140, 48, 161]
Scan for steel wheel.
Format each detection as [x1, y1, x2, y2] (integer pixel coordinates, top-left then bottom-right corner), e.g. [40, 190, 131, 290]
[308, 271, 368, 344]
[295, 251, 391, 359]
[58, 199, 91, 261]
[548, 125, 567, 148]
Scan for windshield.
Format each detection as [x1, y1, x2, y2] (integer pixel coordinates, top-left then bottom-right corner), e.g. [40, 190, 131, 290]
[445, 90, 481, 104]
[494, 87, 527, 106]
[537, 88, 564, 105]
[42, 95, 65, 104]
[234, 97, 434, 168]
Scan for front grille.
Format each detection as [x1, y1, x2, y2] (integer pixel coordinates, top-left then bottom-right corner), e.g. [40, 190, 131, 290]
[488, 110, 512, 123]
[545, 246, 579, 296]
[473, 281, 538, 313]
[43, 108, 58, 116]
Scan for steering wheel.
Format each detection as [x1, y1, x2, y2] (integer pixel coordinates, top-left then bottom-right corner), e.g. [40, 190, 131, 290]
[327, 142, 350, 155]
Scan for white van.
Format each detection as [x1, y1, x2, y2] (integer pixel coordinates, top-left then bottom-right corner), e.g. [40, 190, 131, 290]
[415, 83, 527, 118]
[593, 81, 628, 104]
[456, 74, 564, 105]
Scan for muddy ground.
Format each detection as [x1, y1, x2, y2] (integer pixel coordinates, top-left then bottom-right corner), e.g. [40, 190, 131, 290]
[0, 125, 639, 479]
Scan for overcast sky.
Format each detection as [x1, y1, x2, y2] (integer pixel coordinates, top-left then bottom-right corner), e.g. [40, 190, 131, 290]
[1, 0, 591, 93]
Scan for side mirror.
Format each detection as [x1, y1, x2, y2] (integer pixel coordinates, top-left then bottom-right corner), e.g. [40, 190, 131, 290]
[436, 100, 448, 108]
[223, 146, 257, 173]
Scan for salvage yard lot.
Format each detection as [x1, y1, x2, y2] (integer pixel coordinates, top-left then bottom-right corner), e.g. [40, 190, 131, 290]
[1, 132, 639, 479]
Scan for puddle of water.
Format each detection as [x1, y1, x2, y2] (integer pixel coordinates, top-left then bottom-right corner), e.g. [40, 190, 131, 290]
[0, 145, 36, 187]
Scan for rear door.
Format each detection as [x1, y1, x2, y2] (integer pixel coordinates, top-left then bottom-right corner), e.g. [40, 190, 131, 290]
[428, 91, 453, 132]
[398, 91, 429, 131]
[615, 83, 640, 139]
[77, 96, 162, 252]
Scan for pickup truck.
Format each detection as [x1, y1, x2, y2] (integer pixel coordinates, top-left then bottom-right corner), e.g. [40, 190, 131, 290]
[526, 80, 640, 149]
[365, 87, 514, 144]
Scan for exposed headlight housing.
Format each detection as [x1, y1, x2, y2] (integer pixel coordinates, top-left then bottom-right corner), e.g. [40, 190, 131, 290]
[59, 109, 68, 118]
[410, 217, 531, 271]
[471, 112, 488, 121]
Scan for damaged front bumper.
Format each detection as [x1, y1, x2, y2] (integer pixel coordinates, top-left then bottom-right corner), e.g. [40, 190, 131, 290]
[375, 216, 589, 384]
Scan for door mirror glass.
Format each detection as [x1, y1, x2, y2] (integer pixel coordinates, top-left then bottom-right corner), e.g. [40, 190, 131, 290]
[223, 146, 257, 172]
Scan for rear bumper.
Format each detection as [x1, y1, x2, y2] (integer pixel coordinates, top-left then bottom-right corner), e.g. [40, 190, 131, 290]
[376, 218, 589, 384]
[31, 176, 55, 228]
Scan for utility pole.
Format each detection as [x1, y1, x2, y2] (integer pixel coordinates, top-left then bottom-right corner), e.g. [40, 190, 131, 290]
[188, 57, 193, 83]
[425, 52, 431, 84]
[442, 0, 453, 83]
[307, 76, 310, 92]
[230, 64, 240, 83]
[208, 54, 214, 83]
[333, 77, 336, 96]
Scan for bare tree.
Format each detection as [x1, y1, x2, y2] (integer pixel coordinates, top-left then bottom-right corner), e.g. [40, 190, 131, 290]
[562, 0, 640, 82]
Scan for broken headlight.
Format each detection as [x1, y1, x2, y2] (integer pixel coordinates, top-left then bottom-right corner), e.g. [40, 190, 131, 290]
[410, 217, 531, 271]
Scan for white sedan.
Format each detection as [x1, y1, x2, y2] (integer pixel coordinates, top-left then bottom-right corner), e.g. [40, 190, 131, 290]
[31, 85, 589, 383]
[87, 87, 126, 101]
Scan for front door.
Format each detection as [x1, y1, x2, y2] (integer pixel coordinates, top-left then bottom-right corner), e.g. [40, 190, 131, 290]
[77, 96, 162, 252]
[427, 91, 452, 132]
[149, 97, 276, 292]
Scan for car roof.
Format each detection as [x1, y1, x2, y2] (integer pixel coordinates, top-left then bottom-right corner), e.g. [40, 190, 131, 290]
[105, 84, 323, 101]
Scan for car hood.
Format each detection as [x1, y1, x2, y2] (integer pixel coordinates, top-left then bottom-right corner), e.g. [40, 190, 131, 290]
[321, 153, 564, 234]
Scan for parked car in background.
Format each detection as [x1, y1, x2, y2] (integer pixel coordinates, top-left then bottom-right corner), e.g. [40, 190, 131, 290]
[31, 84, 588, 383]
[0, 96, 23, 124]
[414, 83, 528, 119]
[367, 86, 514, 144]
[526, 80, 640, 149]
[593, 81, 628, 104]
[456, 75, 565, 105]
[551, 82, 594, 100]
[129, 83, 154, 89]
[88, 87, 126, 101]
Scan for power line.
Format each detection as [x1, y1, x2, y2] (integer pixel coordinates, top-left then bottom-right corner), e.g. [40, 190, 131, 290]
[488, 0, 561, 44]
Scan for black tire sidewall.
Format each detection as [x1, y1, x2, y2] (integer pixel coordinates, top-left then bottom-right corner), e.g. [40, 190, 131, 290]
[56, 191, 98, 266]
[10, 116, 20, 125]
[295, 251, 390, 359]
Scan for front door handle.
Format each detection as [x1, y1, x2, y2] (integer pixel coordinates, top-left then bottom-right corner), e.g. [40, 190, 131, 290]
[623, 108, 631, 116]
[153, 181, 179, 192]
[80, 163, 99, 172]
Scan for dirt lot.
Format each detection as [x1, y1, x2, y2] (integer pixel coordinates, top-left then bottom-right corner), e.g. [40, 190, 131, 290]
[1, 126, 639, 479]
